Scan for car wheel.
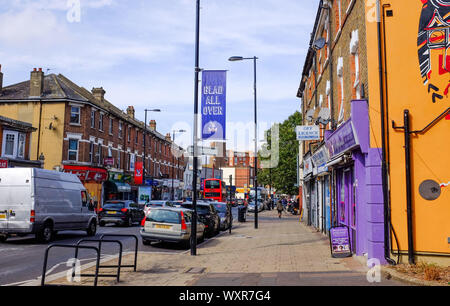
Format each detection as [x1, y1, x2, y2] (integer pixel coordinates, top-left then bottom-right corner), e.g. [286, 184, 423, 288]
[86, 220, 97, 237]
[126, 216, 133, 227]
[0, 235, 7, 243]
[36, 222, 54, 243]
[142, 239, 151, 246]
[99, 220, 105, 227]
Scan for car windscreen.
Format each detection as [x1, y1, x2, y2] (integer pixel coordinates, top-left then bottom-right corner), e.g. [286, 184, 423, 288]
[213, 204, 227, 213]
[146, 201, 165, 207]
[147, 210, 181, 224]
[180, 204, 210, 214]
[103, 202, 125, 209]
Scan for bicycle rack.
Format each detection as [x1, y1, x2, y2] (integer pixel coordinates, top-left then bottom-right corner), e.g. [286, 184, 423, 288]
[41, 234, 139, 286]
[41, 244, 101, 286]
[99, 234, 138, 272]
[76, 239, 123, 283]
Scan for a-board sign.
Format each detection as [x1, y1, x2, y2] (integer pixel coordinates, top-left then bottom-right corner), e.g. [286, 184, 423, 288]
[329, 226, 352, 258]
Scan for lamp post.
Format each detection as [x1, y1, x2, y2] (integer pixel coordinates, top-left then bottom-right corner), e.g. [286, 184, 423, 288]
[228, 55, 259, 229]
[143, 109, 161, 183]
[191, 0, 201, 256]
[171, 129, 186, 201]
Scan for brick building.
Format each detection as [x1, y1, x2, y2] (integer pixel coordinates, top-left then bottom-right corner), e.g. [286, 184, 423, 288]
[0, 68, 185, 206]
[297, 0, 386, 263]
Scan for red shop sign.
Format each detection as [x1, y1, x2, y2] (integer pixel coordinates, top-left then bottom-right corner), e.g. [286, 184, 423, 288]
[62, 165, 108, 182]
[134, 161, 143, 185]
[0, 159, 8, 168]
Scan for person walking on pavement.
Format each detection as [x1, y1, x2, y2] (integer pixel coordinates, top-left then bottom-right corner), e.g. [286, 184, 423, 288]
[276, 200, 284, 218]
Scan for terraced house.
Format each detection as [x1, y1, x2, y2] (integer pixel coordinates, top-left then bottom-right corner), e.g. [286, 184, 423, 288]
[0, 67, 185, 208]
[298, 0, 450, 266]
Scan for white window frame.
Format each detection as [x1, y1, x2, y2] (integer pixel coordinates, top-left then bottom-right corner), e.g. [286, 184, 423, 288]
[119, 122, 123, 139]
[109, 118, 113, 135]
[99, 113, 104, 132]
[91, 110, 95, 128]
[70, 106, 81, 125]
[2, 130, 18, 158]
[68, 138, 79, 161]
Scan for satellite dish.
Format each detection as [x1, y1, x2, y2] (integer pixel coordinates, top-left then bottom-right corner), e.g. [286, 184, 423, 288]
[306, 109, 315, 122]
[313, 38, 326, 51]
[317, 108, 331, 125]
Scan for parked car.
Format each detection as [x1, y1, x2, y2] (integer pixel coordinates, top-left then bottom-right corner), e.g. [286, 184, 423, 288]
[143, 200, 174, 216]
[98, 200, 144, 227]
[212, 202, 232, 231]
[140, 207, 205, 247]
[247, 199, 264, 213]
[179, 202, 220, 237]
[0, 168, 98, 243]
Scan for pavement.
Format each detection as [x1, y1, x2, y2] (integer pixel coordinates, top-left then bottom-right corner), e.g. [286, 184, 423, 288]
[45, 209, 407, 286]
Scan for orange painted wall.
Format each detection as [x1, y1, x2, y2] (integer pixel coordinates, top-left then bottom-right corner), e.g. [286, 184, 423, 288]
[366, 0, 450, 255]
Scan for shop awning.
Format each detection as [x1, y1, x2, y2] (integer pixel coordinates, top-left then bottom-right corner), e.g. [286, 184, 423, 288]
[325, 156, 344, 168]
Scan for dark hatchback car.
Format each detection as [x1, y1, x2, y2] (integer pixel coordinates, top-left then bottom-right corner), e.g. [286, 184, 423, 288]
[98, 200, 144, 227]
[213, 202, 232, 231]
[180, 202, 220, 237]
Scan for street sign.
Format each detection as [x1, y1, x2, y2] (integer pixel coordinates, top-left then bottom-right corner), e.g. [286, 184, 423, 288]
[187, 146, 218, 156]
[0, 159, 8, 168]
[296, 125, 320, 141]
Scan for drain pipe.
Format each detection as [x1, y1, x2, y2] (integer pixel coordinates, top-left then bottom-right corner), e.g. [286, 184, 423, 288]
[376, 0, 396, 265]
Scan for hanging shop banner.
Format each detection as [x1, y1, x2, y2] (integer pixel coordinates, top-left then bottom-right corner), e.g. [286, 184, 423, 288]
[312, 146, 330, 174]
[134, 161, 143, 185]
[325, 119, 359, 158]
[296, 125, 320, 141]
[201, 70, 227, 140]
[329, 226, 352, 258]
[303, 157, 313, 178]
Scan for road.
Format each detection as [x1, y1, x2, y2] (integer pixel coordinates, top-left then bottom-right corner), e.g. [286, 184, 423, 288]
[0, 206, 240, 286]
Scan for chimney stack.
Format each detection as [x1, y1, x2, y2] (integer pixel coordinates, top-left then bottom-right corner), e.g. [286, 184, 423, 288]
[29, 68, 44, 97]
[126, 106, 135, 119]
[149, 120, 156, 131]
[165, 133, 172, 142]
[92, 87, 106, 103]
[0, 65, 3, 95]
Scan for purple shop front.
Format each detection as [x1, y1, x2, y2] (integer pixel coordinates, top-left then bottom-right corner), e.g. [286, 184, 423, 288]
[324, 100, 386, 263]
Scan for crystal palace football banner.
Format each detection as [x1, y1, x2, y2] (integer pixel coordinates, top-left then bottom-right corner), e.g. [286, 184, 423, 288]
[201, 70, 227, 140]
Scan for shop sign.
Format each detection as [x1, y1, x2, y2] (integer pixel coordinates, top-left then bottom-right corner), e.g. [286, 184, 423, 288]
[296, 125, 320, 141]
[303, 157, 313, 178]
[329, 226, 352, 258]
[0, 159, 8, 168]
[104, 157, 114, 166]
[325, 120, 359, 158]
[109, 172, 133, 183]
[312, 146, 329, 174]
[63, 166, 108, 182]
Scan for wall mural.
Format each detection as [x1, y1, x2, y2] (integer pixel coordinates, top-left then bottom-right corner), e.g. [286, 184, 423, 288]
[417, 0, 450, 103]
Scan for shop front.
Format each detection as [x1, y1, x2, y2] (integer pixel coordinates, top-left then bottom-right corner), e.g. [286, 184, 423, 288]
[324, 100, 385, 262]
[311, 145, 331, 235]
[105, 171, 134, 202]
[302, 154, 313, 227]
[62, 165, 108, 210]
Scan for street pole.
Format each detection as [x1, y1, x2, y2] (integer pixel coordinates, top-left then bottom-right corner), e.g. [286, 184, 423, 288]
[191, 0, 200, 256]
[253, 56, 258, 229]
[172, 131, 175, 201]
[229, 174, 232, 234]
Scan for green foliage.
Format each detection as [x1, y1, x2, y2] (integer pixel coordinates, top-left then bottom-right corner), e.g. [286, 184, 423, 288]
[258, 111, 302, 195]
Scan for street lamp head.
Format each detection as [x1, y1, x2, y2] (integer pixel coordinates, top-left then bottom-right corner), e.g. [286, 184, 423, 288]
[228, 56, 244, 62]
[146, 109, 161, 112]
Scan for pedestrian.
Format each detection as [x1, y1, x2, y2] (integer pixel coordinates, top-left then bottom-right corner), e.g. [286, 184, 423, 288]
[276, 200, 284, 218]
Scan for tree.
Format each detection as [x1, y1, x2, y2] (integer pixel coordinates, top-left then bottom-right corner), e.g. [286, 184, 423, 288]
[258, 111, 302, 195]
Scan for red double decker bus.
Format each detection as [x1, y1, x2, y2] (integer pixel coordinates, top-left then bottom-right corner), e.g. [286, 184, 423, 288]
[203, 178, 227, 202]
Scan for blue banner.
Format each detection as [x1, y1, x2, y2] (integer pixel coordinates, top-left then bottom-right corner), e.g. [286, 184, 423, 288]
[201, 70, 227, 140]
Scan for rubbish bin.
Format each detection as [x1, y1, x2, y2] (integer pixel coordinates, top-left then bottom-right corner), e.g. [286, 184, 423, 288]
[238, 205, 247, 222]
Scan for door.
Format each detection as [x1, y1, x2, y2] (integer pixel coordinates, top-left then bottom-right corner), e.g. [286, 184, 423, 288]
[337, 168, 356, 253]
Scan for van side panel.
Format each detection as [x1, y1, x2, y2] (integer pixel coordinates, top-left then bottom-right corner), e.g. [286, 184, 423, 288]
[0, 169, 33, 233]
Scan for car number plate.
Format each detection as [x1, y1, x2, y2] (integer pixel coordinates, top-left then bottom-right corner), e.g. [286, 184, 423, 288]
[107, 211, 117, 215]
[0, 214, 6, 220]
[155, 224, 171, 229]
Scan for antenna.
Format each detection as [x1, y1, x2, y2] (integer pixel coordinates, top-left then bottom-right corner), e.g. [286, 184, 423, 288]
[317, 108, 331, 125]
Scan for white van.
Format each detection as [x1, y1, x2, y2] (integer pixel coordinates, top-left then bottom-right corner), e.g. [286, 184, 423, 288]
[0, 168, 98, 243]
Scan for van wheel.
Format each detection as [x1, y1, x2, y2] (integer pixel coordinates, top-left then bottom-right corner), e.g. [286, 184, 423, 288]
[86, 220, 97, 237]
[36, 222, 54, 243]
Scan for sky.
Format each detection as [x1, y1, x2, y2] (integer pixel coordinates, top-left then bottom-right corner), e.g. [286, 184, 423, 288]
[0, 0, 318, 152]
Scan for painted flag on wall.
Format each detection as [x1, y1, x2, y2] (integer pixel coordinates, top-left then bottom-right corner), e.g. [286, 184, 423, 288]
[201, 70, 227, 140]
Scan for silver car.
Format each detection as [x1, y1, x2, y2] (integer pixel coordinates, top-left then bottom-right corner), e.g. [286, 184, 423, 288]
[140, 208, 205, 247]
